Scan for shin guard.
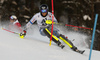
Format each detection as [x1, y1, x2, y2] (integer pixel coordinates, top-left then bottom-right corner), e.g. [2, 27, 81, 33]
[59, 34, 77, 50]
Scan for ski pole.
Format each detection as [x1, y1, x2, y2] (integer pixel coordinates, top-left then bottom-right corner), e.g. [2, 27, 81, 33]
[2, 28, 19, 34]
[46, 20, 92, 30]
[55, 23, 92, 30]
[65, 24, 92, 30]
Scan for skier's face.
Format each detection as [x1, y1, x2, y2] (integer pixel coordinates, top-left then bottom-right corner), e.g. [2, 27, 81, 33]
[42, 12, 47, 16]
[10, 19, 14, 23]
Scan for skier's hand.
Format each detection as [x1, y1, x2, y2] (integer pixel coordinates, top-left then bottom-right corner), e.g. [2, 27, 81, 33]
[45, 20, 52, 24]
[46, 20, 56, 24]
[20, 30, 26, 38]
[20, 30, 26, 35]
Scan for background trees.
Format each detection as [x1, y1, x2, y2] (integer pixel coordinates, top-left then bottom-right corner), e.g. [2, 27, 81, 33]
[0, 0, 100, 51]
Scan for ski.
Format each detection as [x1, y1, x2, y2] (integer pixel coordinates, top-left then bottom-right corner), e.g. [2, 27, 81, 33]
[76, 50, 85, 54]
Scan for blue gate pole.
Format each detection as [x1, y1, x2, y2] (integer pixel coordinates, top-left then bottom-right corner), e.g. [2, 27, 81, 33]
[89, 14, 98, 60]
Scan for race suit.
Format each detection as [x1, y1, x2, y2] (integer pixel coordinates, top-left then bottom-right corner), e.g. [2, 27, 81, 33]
[9, 20, 22, 32]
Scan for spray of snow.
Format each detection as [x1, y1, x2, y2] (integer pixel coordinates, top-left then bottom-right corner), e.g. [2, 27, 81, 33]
[1, 21, 90, 48]
[20, 24, 90, 49]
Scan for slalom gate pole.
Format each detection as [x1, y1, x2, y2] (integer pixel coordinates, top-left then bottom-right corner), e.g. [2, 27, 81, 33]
[89, 14, 98, 60]
[49, 0, 54, 46]
[2, 28, 19, 34]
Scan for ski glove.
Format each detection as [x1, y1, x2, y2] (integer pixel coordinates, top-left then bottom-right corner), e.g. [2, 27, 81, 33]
[45, 20, 56, 24]
[20, 30, 26, 38]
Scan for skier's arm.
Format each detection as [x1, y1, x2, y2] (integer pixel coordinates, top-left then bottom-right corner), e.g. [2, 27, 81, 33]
[50, 12, 58, 23]
[45, 12, 58, 24]
[45, 16, 58, 24]
[20, 15, 37, 38]
[24, 15, 36, 30]
[53, 16, 58, 23]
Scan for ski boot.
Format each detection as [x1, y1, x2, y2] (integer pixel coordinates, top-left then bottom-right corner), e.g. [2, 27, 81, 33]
[57, 41, 65, 49]
[71, 46, 85, 54]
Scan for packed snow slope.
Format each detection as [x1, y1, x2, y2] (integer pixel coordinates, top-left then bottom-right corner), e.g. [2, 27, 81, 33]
[0, 25, 100, 60]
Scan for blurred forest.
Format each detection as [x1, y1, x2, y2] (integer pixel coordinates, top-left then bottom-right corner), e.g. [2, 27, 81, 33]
[0, 0, 100, 51]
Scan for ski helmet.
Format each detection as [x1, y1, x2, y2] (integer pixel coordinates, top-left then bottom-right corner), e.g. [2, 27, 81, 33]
[10, 15, 17, 20]
[39, 4, 48, 13]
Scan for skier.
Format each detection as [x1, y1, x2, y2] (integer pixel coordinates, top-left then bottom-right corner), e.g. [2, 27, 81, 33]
[9, 15, 22, 32]
[20, 4, 85, 54]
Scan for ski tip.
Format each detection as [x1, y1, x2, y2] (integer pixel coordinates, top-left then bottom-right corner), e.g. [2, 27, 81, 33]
[81, 50, 85, 54]
[61, 45, 65, 49]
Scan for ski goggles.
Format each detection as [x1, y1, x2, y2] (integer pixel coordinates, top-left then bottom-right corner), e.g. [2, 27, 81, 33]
[10, 18, 17, 20]
[41, 9, 47, 13]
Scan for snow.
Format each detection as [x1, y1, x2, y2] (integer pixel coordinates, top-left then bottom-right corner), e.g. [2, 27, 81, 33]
[0, 25, 100, 60]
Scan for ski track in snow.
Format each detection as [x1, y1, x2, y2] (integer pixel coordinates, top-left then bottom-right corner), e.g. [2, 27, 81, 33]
[0, 25, 100, 60]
